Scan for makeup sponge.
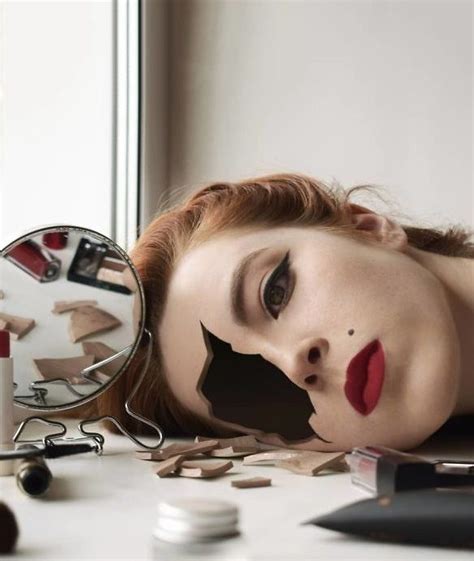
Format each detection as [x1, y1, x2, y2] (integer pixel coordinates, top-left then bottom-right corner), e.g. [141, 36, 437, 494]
[0, 502, 19, 553]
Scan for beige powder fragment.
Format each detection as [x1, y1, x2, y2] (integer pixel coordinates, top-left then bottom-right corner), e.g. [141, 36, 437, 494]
[135, 440, 219, 461]
[0, 312, 35, 340]
[53, 300, 98, 314]
[69, 306, 121, 343]
[176, 460, 233, 478]
[276, 451, 346, 476]
[155, 455, 186, 477]
[231, 477, 272, 489]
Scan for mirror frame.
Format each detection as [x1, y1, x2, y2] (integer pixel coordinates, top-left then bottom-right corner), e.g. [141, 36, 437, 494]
[0, 224, 146, 412]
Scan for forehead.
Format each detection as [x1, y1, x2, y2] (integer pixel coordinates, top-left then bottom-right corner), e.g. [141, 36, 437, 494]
[157, 226, 347, 415]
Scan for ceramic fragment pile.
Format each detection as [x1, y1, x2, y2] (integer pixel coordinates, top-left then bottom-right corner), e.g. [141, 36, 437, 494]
[135, 435, 348, 488]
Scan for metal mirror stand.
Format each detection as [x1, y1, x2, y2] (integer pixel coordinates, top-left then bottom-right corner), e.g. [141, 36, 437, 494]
[13, 329, 165, 455]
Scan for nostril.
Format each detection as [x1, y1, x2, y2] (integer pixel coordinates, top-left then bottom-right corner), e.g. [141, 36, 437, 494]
[308, 347, 320, 364]
[305, 374, 318, 386]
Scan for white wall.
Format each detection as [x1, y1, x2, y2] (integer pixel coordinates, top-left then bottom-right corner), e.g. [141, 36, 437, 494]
[166, 0, 472, 228]
[0, 0, 114, 247]
[140, 0, 169, 229]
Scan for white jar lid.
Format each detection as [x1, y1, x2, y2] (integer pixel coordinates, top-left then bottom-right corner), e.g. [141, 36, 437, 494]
[155, 498, 239, 544]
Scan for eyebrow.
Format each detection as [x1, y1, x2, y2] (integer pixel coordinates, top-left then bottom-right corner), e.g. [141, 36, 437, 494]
[230, 247, 269, 326]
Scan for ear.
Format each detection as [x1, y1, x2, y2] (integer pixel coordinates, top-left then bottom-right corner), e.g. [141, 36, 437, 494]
[348, 203, 408, 251]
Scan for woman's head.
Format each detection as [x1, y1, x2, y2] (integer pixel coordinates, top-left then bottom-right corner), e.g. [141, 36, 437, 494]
[99, 173, 474, 450]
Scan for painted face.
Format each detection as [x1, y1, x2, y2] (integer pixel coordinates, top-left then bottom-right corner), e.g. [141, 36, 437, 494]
[159, 221, 460, 451]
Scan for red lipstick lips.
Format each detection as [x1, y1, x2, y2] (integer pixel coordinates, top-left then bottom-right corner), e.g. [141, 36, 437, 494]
[345, 340, 385, 415]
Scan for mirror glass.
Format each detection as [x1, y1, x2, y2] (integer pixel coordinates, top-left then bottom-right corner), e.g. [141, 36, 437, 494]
[0, 226, 143, 410]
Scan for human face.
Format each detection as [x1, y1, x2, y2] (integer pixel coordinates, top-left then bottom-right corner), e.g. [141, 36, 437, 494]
[159, 222, 460, 451]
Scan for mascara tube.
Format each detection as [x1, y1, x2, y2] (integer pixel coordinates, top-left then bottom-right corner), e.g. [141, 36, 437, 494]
[0, 330, 14, 476]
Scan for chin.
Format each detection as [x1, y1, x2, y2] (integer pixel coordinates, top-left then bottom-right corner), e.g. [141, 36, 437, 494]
[378, 432, 432, 452]
[359, 418, 449, 451]
[286, 424, 442, 453]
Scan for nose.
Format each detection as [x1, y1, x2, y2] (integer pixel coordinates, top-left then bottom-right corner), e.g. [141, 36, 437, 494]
[275, 338, 328, 391]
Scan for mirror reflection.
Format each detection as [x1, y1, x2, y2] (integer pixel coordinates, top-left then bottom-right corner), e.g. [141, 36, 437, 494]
[0, 227, 141, 409]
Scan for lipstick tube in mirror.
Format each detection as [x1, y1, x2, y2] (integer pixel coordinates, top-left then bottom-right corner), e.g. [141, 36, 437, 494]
[6, 240, 61, 282]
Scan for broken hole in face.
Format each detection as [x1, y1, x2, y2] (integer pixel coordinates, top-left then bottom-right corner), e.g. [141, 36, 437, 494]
[197, 324, 331, 443]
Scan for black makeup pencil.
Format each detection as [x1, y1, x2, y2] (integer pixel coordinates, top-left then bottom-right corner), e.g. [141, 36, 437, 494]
[305, 489, 474, 548]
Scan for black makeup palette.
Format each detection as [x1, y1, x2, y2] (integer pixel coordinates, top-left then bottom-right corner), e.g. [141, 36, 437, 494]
[67, 238, 131, 295]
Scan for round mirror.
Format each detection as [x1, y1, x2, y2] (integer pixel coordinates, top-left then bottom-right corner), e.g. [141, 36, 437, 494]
[0, 226, 145, 411]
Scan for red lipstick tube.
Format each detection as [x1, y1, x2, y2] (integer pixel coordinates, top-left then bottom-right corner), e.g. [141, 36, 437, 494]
[0, 330, 14, 476]
[6, 240, 61, 282]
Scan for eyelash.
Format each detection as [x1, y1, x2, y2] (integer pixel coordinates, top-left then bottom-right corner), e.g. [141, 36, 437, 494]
[262, 251, 292, 319]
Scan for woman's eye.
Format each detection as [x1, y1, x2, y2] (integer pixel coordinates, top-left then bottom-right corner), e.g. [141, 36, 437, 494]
[263, 252, 291, 319]
[267, 284, 286, 307]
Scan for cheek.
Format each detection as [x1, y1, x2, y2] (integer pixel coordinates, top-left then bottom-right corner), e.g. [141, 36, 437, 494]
[292, 256, 376, 333]
[297, 258, 457, 442]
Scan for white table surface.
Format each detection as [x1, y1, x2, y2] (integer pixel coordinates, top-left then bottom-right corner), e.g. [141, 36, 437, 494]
[0, 418, 473, 561]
